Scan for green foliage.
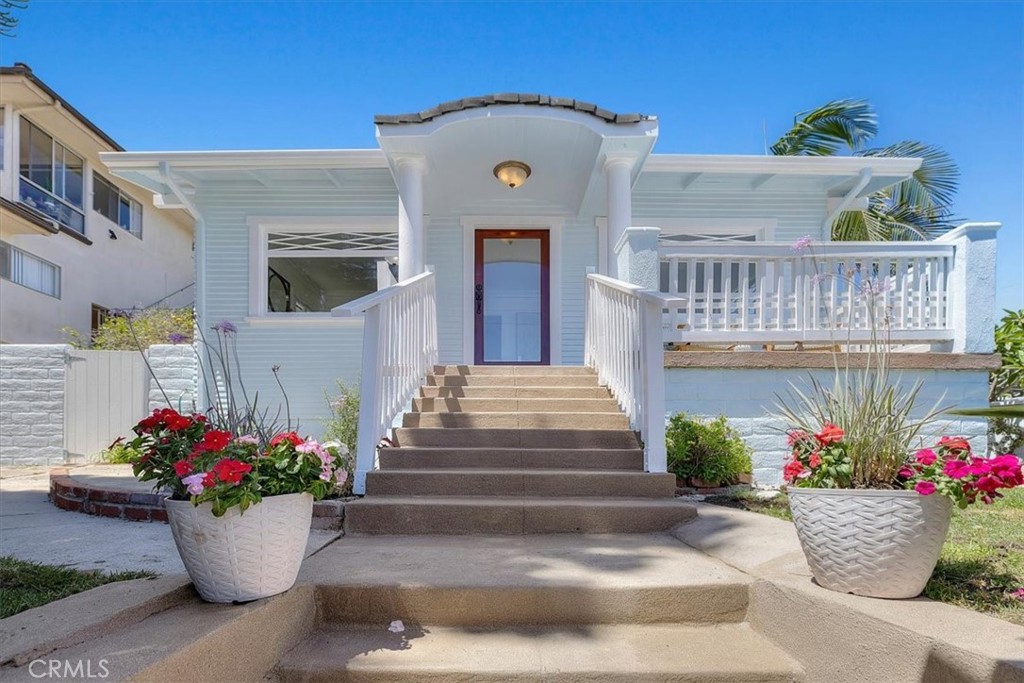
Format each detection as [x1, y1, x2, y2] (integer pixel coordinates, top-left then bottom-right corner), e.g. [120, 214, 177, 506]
[99, 441, 142, 464]
[0, 556, 154, 619]
[666, 414, 752, 485]
[89, 307, 193, 350]
[323, 380, 359, 495]
[992, 309, 1024, 401]
[771, 99, 960, 240]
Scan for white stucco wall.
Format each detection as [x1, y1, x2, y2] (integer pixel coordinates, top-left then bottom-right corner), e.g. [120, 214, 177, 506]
[146, 344, 197, 413]
[0, 344, 67, 466]
[665, 366, 991, 487]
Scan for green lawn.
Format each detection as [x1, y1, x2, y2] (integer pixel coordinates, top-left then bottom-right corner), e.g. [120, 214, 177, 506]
[705, 488, 1024, 626]
[0, 556, 155, 619]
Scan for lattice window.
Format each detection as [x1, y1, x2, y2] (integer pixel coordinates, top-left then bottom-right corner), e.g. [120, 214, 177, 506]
[660, 232, 760, 245]
[267, 230, 398, 254]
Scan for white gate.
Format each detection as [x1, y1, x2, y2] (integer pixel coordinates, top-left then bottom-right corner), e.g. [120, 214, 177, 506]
[64, 350, 148, 460]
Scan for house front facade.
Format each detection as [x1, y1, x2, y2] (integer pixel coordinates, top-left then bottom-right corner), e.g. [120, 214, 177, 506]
[102, 94, 999, 486]
[0, 64, 194, 343]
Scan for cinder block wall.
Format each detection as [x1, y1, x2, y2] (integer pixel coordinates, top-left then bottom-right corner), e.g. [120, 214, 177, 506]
[665, 367, 990, 487]
[145, 344, 198, 413]
[0, 344, 68, 466]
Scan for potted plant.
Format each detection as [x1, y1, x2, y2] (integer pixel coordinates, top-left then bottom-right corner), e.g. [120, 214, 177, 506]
[124, 319, 348, 603]
[127, 409, 347, 603]
[775, 240, 1024, 599]
[666, 413, 753, 489]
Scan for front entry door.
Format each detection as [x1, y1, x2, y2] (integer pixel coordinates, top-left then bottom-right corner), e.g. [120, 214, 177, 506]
[474, 230, 550, 365]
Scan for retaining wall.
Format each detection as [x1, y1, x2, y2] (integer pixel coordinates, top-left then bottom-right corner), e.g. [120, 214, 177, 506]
[0, 344, 68, 466]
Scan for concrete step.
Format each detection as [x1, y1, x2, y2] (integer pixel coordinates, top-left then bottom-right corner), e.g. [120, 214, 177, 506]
[344, 496, 697, 534]
[426, 374, 601, 387]
[392, 428, 641, 449]
[378, 447, 645, 471]
[300, 533, 753, 626]
[412, 397, 622, 413]
[420, 385, 613, 399]
[365, 469, 676, 498]
[276, 623, 804, 683]
[402, 411, 630, 429]
[433, 364, 597, 376]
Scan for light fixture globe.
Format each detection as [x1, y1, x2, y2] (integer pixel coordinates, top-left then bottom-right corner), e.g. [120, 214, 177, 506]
[493, 160, 531, 189]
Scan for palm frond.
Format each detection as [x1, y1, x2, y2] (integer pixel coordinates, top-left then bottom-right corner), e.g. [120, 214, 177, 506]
[771, 99, 878, 156]
[859, 141, 959, 213]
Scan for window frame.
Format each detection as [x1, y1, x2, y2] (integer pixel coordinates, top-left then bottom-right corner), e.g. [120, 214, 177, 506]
[92, 172, 143, 238]
[246, 216, 398, 324]
[17, 116, 86, 234]
[0, 240, 62, 298]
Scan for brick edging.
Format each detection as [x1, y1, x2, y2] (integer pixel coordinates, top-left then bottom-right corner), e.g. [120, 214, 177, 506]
[48, 469, 346, 529]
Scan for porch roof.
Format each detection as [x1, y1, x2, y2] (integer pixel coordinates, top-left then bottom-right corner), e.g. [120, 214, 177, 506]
[374, 93, 651, 126]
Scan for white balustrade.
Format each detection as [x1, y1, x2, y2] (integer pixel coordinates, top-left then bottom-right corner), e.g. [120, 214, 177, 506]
[659, 242, 955, 344]
[584, 274, 683, 473]
[333, 271, 438, 494]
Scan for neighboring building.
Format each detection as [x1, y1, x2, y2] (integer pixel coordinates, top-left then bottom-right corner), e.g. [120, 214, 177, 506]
[0, 64, 194, 343]
[102, 94, 999, 485]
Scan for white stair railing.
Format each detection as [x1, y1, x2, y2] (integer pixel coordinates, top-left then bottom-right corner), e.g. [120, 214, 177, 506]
[584, 273, 683, 474]
[333, 271, 438, 494]
[660, 241, 955, 343]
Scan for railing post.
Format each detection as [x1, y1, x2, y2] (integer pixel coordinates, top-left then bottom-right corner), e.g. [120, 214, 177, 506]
[353, 305, 382, 495]
[641, 295, 668, 473]
[938, 222, 1001, 353]
[614, 227, 661, 290]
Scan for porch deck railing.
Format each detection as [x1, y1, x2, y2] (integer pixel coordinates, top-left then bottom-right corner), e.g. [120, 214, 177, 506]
[659, 241, 955, 344]
[584, 273, 683, 473]
[333, 270, 438, 494]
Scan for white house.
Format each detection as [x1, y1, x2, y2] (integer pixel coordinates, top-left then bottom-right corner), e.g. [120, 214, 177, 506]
[0, 64, 194, 343]
[101, 94, 999, 488]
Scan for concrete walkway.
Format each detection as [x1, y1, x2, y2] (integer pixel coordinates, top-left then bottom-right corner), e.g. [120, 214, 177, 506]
[0, 466, 339, 574]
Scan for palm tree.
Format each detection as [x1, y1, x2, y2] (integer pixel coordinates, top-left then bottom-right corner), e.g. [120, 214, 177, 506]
[771, 99, 959, 241]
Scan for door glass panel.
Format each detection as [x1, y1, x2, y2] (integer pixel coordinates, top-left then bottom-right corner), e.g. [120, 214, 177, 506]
[482, 237, 541, 363]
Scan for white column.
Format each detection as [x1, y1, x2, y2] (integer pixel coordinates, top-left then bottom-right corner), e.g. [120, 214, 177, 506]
[604, 155, 634, 279]
[938, 222, 1001, 353]
[396, 158, 425, 281]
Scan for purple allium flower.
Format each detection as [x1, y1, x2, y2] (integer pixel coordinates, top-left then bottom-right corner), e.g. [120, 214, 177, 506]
[168, 332, 188, 344]
[791, 235, 813, 252]
[212, 320, 237, 335]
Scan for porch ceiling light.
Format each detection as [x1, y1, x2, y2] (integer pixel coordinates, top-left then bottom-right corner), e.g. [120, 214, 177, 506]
[493, 160, 531, 189]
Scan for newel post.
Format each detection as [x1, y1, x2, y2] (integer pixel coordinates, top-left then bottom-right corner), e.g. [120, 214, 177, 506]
[641, 294, 668, 473]
[614, 226, 661, 290]
[939, 222, 1001, 354]
[353, 306, 382, 495]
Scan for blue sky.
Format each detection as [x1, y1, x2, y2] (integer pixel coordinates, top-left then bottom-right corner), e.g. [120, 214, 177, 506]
[6, 1, 1022, 313]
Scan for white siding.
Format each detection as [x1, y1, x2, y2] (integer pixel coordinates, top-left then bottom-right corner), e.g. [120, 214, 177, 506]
[195, 170, 398, 437]
[424, 216, 464, 363]
[560, 219, 598, 364]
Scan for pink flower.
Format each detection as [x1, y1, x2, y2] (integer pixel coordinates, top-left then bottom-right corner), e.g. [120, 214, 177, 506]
[335, 469, 349, 485]
[235, 435, 259, 445]
[1010, 588, 1024, 601]
[943, 459, 970, 479]
[296, 439, 320, 455]
[808, 452, 822, 469]
[914, 481, 937, 496]
[915, 449, 937, 466]
[791, 235, 813, 252]
[898, 466, 915, 479]
[181, 473, 207, 496]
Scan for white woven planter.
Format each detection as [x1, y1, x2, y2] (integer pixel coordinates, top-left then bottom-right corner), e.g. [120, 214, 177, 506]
[788, 488, 952, 599]
[165, 492, 313, 603]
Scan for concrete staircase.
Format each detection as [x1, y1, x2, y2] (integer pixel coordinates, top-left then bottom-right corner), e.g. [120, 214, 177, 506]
[273, 535, 806, 682]
[344, 365, 696, 535]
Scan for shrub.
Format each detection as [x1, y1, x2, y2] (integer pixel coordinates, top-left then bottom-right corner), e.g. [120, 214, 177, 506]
[99, 441, 142, 464]
[666, 414, 752, 486]
[90, 307, 193, 350]
[991, 309, 1024, 454]
[323, 380, 359, 495]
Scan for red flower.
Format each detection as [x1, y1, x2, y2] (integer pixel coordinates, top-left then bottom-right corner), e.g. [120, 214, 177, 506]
[270, 431, 303, 448]
[165, 413, 193, 431]
[173, 459, 192, 476]
[202, 472, 216, 488]
[212, 458, 252, 485]
[783, 458, 805, 483]
[814, 423, 844, 446]
[808, 452, 822, 469]
[937, 436, 971, 455]
[193, 430, 233, 455]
